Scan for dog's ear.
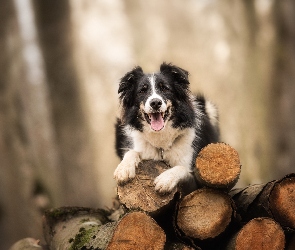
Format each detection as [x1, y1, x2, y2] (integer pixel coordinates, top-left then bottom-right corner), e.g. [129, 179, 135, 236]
[118, 66, 144, 107]
[160, 63, 191, 102]
[160, 62, 189, 86]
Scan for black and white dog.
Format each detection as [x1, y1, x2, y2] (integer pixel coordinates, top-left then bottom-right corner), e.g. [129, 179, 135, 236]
[114, 63, 219, 193]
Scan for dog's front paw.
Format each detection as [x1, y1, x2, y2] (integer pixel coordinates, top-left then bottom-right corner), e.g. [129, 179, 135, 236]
[114, 160, 136, 184]
[154, 169, 179, 194]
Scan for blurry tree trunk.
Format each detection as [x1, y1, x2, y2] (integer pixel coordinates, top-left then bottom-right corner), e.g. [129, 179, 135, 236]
[270, 0, 295, 178]
[232, 0, 295, 182]
[0, 0, 61, 248]
[239, 0, 276, 183]
[32, 0, 100, 207]
[69, 0, 134, 205]
[0, 2, 32, 248]
[218, 0, 283, 186]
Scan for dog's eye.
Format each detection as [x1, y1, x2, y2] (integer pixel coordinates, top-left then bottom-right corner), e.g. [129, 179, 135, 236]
[139, 85, 148, 93]
[158, 82, 169, 91]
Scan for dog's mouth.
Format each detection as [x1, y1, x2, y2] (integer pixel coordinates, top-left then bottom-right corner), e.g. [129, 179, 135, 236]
[144, 109, 170, 131]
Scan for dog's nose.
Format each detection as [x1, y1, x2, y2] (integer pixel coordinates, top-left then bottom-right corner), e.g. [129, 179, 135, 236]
[150, 98, 162, 110]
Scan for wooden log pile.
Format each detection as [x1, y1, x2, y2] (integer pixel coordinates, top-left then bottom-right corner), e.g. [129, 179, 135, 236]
[9, 143, 295, 250]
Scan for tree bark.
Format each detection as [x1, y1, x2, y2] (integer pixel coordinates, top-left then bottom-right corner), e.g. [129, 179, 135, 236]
[230, 174, 295, 231]
[43, 207, 111, 249]
[194, 143, 241, 190]
[226, 217, 285, 250]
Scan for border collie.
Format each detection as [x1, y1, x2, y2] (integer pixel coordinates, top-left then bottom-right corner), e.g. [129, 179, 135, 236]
[114, 63, 219, 193]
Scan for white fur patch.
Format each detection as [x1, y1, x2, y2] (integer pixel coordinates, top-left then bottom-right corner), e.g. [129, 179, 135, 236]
[144, 74, 167, 113]
[205, 101, 219, 128]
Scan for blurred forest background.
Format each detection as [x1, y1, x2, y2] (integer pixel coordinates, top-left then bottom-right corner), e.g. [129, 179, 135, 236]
[0, 0, 295, 248]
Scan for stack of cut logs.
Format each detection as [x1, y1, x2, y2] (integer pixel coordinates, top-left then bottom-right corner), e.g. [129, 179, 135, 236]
[10, 143, 295, 250]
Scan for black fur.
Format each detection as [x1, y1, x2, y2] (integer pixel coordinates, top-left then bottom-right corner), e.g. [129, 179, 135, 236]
[115, 118, 132, 159]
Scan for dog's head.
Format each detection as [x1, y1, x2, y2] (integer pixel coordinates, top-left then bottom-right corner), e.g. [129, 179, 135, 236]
[118, 63, 192, 131]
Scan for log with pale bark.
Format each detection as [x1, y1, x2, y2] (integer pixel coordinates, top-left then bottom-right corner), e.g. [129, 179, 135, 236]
[226, 217, 285, 250]
[43, 207, 110, 249]
[194, 143, 241, 190]
[229, 173, 295, 231]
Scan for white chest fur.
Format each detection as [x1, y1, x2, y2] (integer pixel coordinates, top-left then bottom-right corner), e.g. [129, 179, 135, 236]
[126, 124, 196, 169]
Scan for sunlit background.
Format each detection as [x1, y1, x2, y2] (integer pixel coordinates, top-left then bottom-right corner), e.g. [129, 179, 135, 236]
[1, 0, 295, 248]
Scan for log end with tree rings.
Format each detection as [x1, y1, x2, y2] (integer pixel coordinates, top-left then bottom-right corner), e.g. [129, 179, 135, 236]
[106, 212, 166, 250]
[176, 188, 234, 240]
[117, 160, 178, 215]
[227, 217, 285, 250]
[195, 143, 241, 190]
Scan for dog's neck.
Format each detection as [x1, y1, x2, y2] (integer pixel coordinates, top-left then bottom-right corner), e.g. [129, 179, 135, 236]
[141, 122, 183, 151]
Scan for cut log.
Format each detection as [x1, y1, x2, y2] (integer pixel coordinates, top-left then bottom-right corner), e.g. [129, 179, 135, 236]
[106, 211, 166, 250]
[43, 207, 165, 250]
[230, 173, 295, 230]
[226, 217, 285, 250]
[176, 188, 236, 241]
[194, 143, 241, 190]
[117, 160, 178, 215]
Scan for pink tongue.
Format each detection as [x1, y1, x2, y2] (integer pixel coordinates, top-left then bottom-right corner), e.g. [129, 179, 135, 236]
[150, 113, 164, 131]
